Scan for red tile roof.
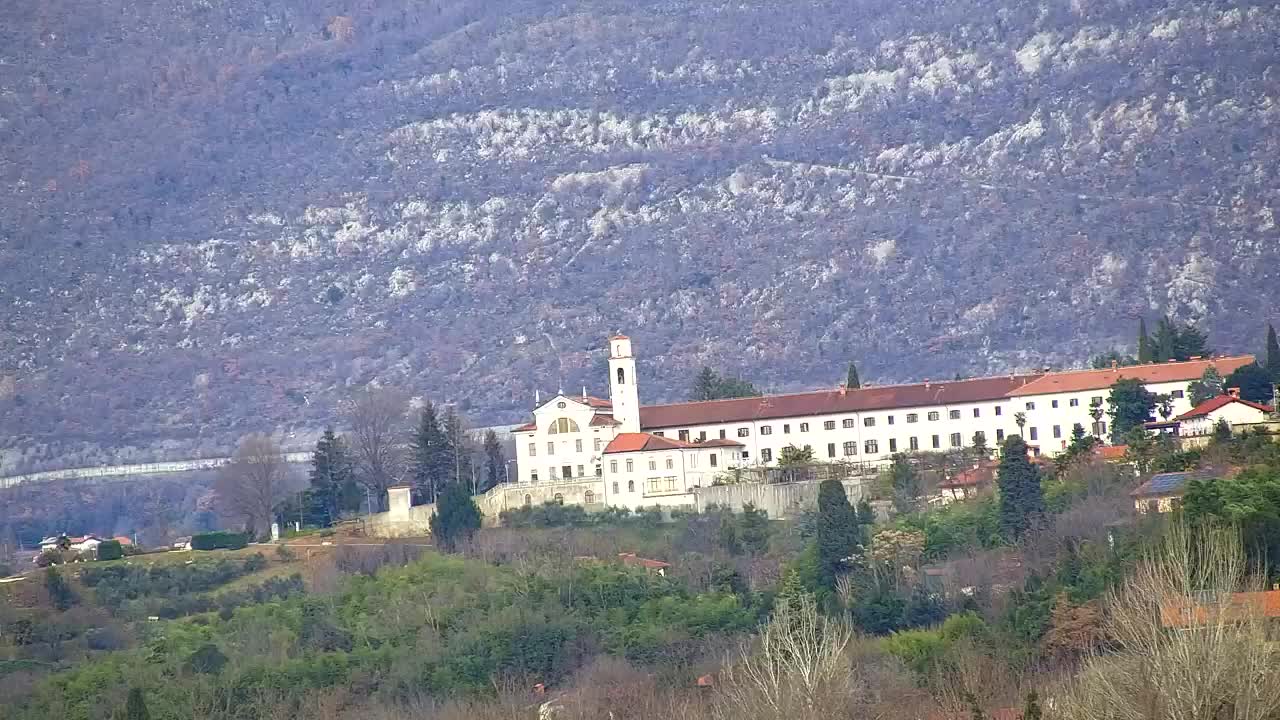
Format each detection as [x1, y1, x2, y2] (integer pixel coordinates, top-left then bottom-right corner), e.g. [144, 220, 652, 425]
[638, 374, 1043, 429]
[602, 432, 743, 454]
[1095, 445, 1129, 461]
[619, 552, 670, 569]
[1007, 356, 1255, 397]
[1174, 394, 1274, 421]
[589, 415, 620, 427]
[939, 463, 995, 489]
[513, 422, 537, 432]
[582, 396, 613, 408]
[1161, 590, 1280, 628]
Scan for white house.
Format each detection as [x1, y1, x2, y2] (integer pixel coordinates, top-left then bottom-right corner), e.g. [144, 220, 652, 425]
[1172, 391, 1274, 437]
[511, 334, 1255, 512]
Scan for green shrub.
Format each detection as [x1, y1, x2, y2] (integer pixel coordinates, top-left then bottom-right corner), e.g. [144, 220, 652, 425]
[191, 532, 249, 551]
[883, 629, 946, 676]
[96, 540, 124, 561]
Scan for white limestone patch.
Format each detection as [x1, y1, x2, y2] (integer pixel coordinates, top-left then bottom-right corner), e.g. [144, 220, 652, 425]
[387, 267, 416, 298]
[1016, 32, 1057, 73]
[867, 238, 897, 267]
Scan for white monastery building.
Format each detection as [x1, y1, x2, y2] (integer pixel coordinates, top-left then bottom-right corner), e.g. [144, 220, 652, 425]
[512, 334, 1256, 511]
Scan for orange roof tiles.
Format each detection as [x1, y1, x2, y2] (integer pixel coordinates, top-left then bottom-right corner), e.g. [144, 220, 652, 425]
[639, 374, 1042, 430]
[1161, 590, 1280, 628]
[589, 415, 620, 427]
[1007, 356, 1255, 397]
[602, 432, 743, 454]
[1095, 445, 1129, 461]
[1174, 394, 1273, 421]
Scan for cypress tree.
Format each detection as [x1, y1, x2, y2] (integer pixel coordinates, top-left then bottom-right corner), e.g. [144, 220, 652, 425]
[1266, 323, 1280, 382]
[846, 361, 861, 389]
[429, 481, 482, 551]
[889, 454, 921, 515]
[1137, 317, 1152, 363]
[1153, 315, 1177, 362]
[124, 687, 150, 720]
[997, 436, 1044, 540]
[482, 429, 504, 492]
[816, 480, 860, 589]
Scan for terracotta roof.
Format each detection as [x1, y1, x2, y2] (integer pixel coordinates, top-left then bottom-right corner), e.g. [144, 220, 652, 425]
[1095, 445, 1129, 461]
[589, 415, 620, 427]
[939, 463, 995, 489]
[1161, 590, 1280, 628]
[1007, 356, 1256, 397]
[581, 395, 613, 408]
[1174, 394, 1274, 421]
[513, 422, 537, 432]
[619, 552, 670, 569]
[112, 536, 133, 545]
[602, 432, 743, 454]
[639, 374, 1042, 429]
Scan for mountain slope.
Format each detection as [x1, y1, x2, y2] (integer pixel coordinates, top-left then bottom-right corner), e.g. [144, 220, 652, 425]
[2, 0, 1277, 468]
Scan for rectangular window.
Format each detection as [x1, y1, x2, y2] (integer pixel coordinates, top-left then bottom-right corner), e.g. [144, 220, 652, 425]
[563, 465, 573, 478]
[596, 464, 602, 477]
[827, 443, 836, 458]
[932, 435, 941, 449]
[843, 441, 856, 456]
[610, 460, 618, 473]
[800, 423, 810, 432]
[761, 448, 773, 462]
[1053, 425, 1062, 439]
[889, 438, 898, 452]
[996, 429, 1005, 441]
[625, 459, 634, 472]
[648, 460, 657, 471]
[865, 439, 879, 454]
[720, 429, 727, 439]
[528, 443, 537, 456]
[909, 436, 919, 451]
[1091, 396, 1103, 407]
[576, 464, 584, 477]
[974, 431, 986, 445]
[928, 411, 941, 421]
[949, 410, 961, 420]
[698, 431, 707, 442]
[710, 454, 718, 467]
[761, 425, 773, 436]
[678, 429, 690, 441]
[550, 466, 559, 479]
[647, 479, 659, 493]
[654, 431, 664, 437]
[995, 406, 1003, 416]
[547, 442, 555, 455]
[783, 424, 791, 434]
[531, 470, 539, 483]
[1029, 427, 1039, 441]
[737, 427, 750, 437]
[690, 454, 698, 468]
[575, 439, 583, 452]
[666, 477, 676, 491]
[950, 433, 962, 448]
[860, 417, 873, 428]
[888, 415, 895, 425]
[1172, 390, 1185, 399]
[1026, 402, 1036, 410]
[1051, 399, 1059, 409]
[973, 408, 981, 418]
[742, 451, 750, 460]
[594, 438, 602, 451]
[612, 481, 619, 494]
[1069, 398, 1080, 407]
[824, 420, 836, 430]
[665, 457, 674, 470]
[906, 413, 919, 423]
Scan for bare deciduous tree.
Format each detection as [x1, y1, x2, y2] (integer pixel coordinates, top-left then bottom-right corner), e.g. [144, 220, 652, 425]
[346, 385, 407, 512]
[215, 434, 290, 540]
[1055, 523, 1280, 720]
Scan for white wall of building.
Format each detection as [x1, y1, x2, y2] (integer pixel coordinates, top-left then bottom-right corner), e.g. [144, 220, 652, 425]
[601, 445, 735, 510]
[1181, 401, 1272, 437]
[515, 395, 619, 484]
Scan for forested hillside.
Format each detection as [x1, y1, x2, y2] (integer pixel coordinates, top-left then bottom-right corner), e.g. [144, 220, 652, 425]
[2, 0, 1278, 466]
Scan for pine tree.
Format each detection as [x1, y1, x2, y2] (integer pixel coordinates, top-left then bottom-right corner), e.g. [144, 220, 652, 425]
[482, 429, 504, 492]
[889, 454, 922, 515]
[1137, 317, 1152, 363]
[997, 436, 1044, 540]
[309, 429, 357, 525]
[411, 403, 448, 502]
[816, 479, 860, 589]
[429, 481, 482, 551]
[1153, 315, 1177, 362]
[1172, 323, 1210, 361]
[124, 687, 150, 720]
[691, 366, 720, 401]
[846, 361, 861, 389]
[1267, 323, 1280, 382]
[739, 503, 770, 556]
[441, 406, 474, 489]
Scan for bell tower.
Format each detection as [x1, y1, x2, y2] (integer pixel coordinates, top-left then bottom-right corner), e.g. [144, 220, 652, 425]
[608, 335, 641, 433]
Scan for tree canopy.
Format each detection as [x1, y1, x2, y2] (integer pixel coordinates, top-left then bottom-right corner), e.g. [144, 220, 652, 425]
[1224, 363, 1275, 404]
[430, 482, 482, 551]
[815, 479, 861, 589]
[1106, 378, 1157, 444]
[997, 436, 1044, 540]
[690, 366, 761, 401]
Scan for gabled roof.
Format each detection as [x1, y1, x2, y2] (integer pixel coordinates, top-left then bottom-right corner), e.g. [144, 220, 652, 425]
[638, 374, 1042, 429]
[619, 552, 670, 570]
[1131, 470, 1216, 497]
[1174, 394, 1274, 422]
[939, 463, 995, 489]
[602, 432, 743, 454]
[1007, 356, 1255, 397]
[589, 415, 620, 427]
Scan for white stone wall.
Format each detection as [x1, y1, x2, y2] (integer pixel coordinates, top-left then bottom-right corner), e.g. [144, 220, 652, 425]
[693, 478, 868, 517]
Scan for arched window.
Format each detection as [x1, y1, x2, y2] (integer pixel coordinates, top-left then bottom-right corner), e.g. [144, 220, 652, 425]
[616, 367, 626, 385]
[627, 480, 635, 493]
[523, 494, 532, 507]
[584, 490, 594, 504]
[548, 417, 580, 434]
[553, 493, 564, 505]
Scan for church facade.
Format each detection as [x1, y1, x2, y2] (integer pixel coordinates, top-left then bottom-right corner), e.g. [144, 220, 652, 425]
[511, 335, 1255, 512]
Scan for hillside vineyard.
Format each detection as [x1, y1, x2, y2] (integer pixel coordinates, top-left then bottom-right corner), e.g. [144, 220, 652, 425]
[3, 0, 1278, 468]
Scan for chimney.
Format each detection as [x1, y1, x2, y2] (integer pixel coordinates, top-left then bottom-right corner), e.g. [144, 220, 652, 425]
[582, 385, 587, 400]
[924, 378, 930, 388]
[1228, 387, 1240, 399]
[839, 383, 847, 396]
[535, 389, 541, 405]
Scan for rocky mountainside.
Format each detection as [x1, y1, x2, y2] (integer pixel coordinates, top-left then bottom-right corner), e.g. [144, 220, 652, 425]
[2, 0, 1277, 471]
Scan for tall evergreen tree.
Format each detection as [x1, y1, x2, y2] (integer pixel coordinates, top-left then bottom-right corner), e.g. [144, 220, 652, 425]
[410, 403, 449, 502]
[691, 366, 720, 401]
[997, 436, 1044, 540]
[482, 429, 504, 492]
[1152, 315, 1177, 362]
[815, 479, 860, 589]
[1137, 317, 1152, 363]
[1172, 323, 1210, 361]
[1189, 367, 1225, 405]
[124, 687, 151, 720]
[1106, 378, 1157, 444]
[889, 454, 921, 515]
[308, 429, 358, 525]
[1224, 363, 1275, 404]
[739, 503, 770, 556]
[846, 361, 861, 389]
[1266, 323, 1280, 382]
[441, 406, 473, 489]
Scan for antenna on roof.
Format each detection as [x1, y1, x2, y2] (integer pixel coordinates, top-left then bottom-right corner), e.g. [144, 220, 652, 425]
[582, 385, 587, 399]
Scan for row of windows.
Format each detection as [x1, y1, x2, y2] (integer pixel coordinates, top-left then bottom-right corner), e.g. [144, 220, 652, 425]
[530, 438, 604, 456]
[529, 463, 603, 482]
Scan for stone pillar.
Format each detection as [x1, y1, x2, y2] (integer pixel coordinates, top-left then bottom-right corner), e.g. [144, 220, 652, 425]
[387, 485, 412, 519]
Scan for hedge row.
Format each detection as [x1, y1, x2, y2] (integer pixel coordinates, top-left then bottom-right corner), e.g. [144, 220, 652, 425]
[191, 532, 249, 551]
